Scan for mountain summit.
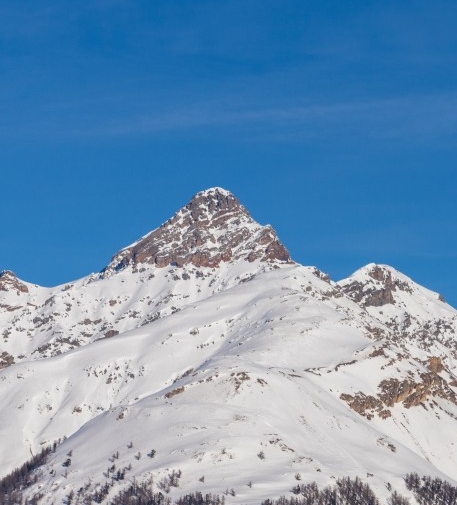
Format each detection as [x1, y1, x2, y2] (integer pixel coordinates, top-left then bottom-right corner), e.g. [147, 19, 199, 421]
[0, 270, 29, 293]
[103, 187, 291, 276]
[1, 189, 457, 505]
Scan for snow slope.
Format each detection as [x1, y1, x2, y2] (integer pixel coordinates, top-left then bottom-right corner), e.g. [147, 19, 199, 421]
[1, 188, 457, 504]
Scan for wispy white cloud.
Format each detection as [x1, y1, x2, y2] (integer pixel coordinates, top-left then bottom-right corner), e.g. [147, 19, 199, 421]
[60, 90, 457, 146]
[3, 87, 457, 148]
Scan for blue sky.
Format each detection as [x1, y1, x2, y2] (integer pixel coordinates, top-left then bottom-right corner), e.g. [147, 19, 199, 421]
[1, 1, 457, 306]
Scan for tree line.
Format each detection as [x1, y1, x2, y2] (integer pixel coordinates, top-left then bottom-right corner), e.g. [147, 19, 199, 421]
[1, 446, 457, 505]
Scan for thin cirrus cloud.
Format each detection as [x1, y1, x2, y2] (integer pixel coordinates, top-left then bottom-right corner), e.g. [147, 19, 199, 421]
[2, 83, 457, 145]
[71, 91, 457, 145]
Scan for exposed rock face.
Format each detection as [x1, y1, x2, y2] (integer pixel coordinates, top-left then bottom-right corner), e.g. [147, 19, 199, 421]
[341, 370, 457, 419]
[102, 187, 292, 275]
[339, 392, 389, 420]
[340, 264, 412, 307]
[0, 271, 29, 294]
[339, 264, 457, 362]
[0, 351, 15, 369]
[428, 356, 444, 374]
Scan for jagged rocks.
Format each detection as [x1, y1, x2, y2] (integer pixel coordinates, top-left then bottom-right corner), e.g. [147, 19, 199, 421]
[0, 271, 29, 294]
[103, 330, 119, 339]
[340, 392, 389, 420]
[339, 280, 393, 307]
[310, 267, 331, 283]
[0, 351, 15, 370]
[380, 373, 457, 408]
[367, 266, 412, 293]
[340, 264, 413, 307]
[428, 357, 444, 374]
[102, 188, 291, 275]
[341, 370, 457, 419]
[165, 386, 185, 399]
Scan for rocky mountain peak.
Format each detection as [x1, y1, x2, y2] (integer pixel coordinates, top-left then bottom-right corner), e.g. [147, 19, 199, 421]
[178, 187, 250, 226]
[0, 270, 29, 293]
[338, 264, 457, 361]
[367, 264, 394, 282]
[102, 187, 291, 275]
[338, 263, 413, 307]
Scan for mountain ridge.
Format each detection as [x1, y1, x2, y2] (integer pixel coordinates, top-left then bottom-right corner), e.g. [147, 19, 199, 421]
[1, 187, 456, 505]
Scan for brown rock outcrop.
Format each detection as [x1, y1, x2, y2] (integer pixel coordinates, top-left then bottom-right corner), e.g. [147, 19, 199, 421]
[102, 188, 292, 275]
[340, 393, 385, 420]
[428, 356, 444, 374]
[0, 271, 29, 293]
[340, 264, 413, 308]
[341, 369, 457, 419]
[0, 351, 15, 369]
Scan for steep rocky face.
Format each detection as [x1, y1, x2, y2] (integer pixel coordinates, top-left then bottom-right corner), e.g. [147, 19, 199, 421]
[341, 368, 457, 419]
[102, 187, 291, 275]
[340, 264, 412, 308]
[0, 270, 29, 294]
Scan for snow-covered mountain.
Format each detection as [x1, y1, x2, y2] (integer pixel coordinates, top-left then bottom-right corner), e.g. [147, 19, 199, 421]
[1, 187, 456, 505]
